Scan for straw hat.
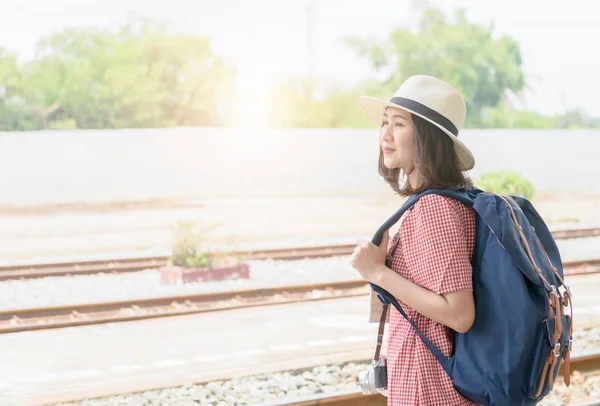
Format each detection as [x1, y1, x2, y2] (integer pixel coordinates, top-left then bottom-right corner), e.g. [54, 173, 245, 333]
[357, 75, 475, 171]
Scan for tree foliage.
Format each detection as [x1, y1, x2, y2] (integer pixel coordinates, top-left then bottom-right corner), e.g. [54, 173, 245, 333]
[346, 8, 525, 128]
[0, 21, 235, 131]
[0, 48, 43, 130]
[2, 11, 599, 131]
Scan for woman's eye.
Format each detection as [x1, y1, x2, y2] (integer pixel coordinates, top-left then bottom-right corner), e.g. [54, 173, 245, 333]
[381, 120, 389, 127]
[395, 122, 403, 127]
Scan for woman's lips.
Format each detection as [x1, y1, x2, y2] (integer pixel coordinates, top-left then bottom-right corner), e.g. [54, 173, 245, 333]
[382, 147, 395, 154]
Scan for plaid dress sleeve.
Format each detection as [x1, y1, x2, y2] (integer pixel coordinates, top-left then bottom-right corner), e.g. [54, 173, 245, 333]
[402, 194, 475, 295]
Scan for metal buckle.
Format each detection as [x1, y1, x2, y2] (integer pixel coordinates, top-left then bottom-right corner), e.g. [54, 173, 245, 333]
[553, 343, 561, 357]
[568, 340, 573, 352]
[550, 285, 560, 298]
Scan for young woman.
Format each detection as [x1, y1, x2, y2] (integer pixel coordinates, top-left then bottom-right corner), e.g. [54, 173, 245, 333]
[350, 75, 478, 406]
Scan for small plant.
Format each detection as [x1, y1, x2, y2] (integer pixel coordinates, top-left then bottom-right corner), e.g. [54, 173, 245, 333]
[475, 171, 535, 200]
[161, 220, 248, 285]
[169, 220, 221, 269]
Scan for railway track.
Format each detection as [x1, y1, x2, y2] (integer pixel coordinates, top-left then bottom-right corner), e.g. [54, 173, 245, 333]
[2, 252, 599, 334]
[0, 226, 598, 334]
[0, 280, 370, 334]
[260, 349, 600, 405]
[1, 226, 600, 281]
[46, 351, 600, 406]
[0, 245, 355, 281]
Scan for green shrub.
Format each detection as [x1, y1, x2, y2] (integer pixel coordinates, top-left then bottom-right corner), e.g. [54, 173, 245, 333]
[169, 220, 216, 269]
[475, 171, 535, 200]
[168, 220, 239, 269]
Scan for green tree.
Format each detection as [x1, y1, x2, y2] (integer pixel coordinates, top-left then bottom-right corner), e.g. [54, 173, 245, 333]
[555, 109, 600, 129]
[346, 8, 525, 127]
[0, 48, 43, 130]
[481, 101, 556, 129]
[26, 21, 236, 129]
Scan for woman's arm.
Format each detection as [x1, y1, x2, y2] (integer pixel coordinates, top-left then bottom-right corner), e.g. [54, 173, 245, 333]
[373, 264, 475, 333]
[350, 196, 476, 333]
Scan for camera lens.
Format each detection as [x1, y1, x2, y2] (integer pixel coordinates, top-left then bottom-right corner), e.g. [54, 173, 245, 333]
[359, 369, 378, 395]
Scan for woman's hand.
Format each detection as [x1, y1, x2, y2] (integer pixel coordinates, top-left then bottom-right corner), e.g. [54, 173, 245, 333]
[350, 230, 390, 283]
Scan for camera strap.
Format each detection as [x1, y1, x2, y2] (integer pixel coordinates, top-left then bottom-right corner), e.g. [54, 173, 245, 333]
[371, 229, 401, 361]
[373, 302, 389, 361]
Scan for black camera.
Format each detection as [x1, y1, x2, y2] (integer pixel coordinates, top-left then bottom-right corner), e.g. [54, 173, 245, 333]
[360, 299, 390, 397]
[359, 356, 388, 396]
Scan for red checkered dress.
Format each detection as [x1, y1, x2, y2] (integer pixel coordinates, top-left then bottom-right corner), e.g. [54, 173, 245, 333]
[386, 194, 478, 406]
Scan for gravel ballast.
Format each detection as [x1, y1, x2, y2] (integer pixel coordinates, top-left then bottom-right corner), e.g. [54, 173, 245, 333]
[51, 325, 600, 406]
[1, 235, 599, 311]
[50, 361, 600, 406]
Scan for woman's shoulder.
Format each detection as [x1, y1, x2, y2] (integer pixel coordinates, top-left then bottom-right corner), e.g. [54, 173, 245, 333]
[412, 193, 471, 214]
[407, 194, 476, 230]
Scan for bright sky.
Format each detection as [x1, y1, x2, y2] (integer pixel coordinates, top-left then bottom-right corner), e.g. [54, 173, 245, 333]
[1, 0, 599, 119]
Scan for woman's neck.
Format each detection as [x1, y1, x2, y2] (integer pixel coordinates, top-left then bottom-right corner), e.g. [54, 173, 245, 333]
[407, 170, 421, 190]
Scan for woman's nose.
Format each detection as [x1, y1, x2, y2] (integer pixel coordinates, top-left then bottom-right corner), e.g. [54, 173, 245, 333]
[381, 125, 393, 141]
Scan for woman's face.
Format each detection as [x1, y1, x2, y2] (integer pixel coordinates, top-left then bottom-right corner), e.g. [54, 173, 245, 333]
[379, 107, 415, 171]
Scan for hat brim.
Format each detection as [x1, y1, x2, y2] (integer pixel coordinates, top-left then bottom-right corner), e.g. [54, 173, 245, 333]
[357, 96, 475, 171]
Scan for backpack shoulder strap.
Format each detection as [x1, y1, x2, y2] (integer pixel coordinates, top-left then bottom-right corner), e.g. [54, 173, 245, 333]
[371, 188, 478, 246]
[368, 188, 480, 372]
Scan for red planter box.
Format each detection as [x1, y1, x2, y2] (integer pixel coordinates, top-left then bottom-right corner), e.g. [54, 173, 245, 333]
[159, 263, 250, 285]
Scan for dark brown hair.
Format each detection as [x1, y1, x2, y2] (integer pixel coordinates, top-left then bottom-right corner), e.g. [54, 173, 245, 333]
[378, 114, 472, 196]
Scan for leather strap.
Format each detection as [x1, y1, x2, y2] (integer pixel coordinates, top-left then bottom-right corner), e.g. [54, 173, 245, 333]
[531, 221, 574, 387]
[535, 355, 553, 397]
[373, 303, 389, 361]
[372, 229, 400, 361]
[505, 195, 574, 388]
[499, 196, 553, 290]
[548, 290, 563, 391]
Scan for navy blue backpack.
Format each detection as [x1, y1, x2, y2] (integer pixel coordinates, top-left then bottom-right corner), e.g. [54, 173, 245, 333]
[370, 188, 573, 406]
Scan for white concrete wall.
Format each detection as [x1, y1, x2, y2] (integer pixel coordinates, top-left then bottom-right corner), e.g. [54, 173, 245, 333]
[1, 127, 599, 205]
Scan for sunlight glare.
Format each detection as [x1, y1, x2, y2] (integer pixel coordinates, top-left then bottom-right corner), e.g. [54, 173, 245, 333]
[233, 72, 272, 130]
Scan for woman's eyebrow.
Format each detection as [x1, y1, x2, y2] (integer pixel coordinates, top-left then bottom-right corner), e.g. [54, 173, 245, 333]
[383, 112, 408, 121]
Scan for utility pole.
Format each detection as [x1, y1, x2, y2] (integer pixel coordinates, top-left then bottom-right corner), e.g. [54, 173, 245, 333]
[305, 1, 318, 101]
[306, 2, 315, 81]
